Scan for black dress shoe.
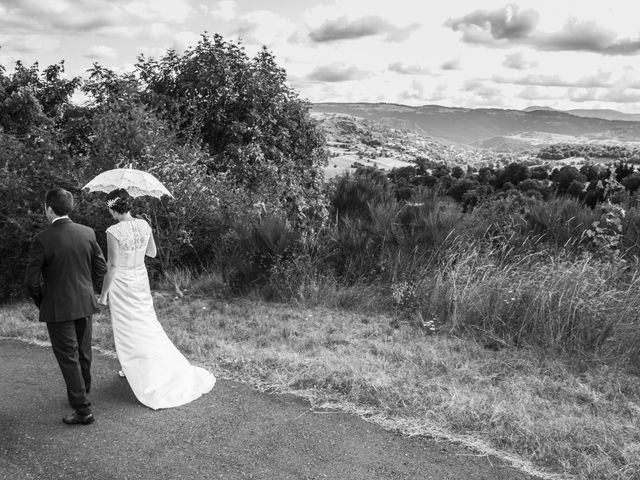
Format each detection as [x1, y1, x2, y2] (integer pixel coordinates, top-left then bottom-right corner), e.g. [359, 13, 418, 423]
[62, 412, 94, 425]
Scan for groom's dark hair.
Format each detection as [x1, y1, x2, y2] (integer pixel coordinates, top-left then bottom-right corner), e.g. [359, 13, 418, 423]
[45, 188, 74, 216]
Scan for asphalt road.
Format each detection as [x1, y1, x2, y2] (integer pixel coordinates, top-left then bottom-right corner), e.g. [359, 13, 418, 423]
[0, 338, 543, 480]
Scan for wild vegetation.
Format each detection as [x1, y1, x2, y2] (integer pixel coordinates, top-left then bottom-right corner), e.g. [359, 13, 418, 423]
[538, 142, 640, 161]
[0, 33, 327, 299]
[2, 33, 640, 480]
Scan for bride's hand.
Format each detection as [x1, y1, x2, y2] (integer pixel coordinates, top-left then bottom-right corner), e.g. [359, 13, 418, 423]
[97, 294, 108, 306]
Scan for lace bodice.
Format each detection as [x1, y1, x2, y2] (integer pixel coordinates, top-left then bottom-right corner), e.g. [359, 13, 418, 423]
[106, 218, 152, 268]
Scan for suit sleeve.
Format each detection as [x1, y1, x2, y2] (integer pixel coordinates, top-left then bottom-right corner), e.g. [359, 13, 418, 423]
[91, 232, 108, 290]
[24, 237, 45, 307]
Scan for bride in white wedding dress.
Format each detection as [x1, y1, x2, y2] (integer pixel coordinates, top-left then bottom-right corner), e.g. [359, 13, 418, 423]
[98, 189, 215, 410]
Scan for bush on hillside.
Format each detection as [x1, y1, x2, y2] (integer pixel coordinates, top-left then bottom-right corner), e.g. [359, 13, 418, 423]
[134, 34, 328, 224]
[329, 167, 392, 221]
[218, 212, 299, 294]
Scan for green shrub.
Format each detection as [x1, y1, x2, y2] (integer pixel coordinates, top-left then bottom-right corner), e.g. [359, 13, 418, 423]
[0, 173, 44, 300]
[524, 197, 596, 254]
[219, 212, 299, 294]
[329, 168, 392, 221]
[621, 206, 640, 260]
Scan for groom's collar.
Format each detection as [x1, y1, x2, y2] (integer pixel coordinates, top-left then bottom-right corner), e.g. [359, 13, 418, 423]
[51, 216, 71, 225]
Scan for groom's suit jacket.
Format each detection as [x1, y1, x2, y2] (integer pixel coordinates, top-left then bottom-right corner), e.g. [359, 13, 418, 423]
[25, 218, 107, 323]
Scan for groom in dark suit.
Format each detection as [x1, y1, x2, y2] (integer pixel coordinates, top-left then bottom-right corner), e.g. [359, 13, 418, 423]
[25, 188, 107, 425]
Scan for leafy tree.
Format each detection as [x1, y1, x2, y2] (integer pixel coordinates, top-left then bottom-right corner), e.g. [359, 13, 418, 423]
[518, 179, 552, 199]
[134, 34, 327, 221]
[447, 178, 480, 203]
[83, 63, 142, 106]
[501, 162, 530, 186]
[614, 161, 634, 182]
[432, 164, 451, 178]
[530, 165, 548, 180]
[0, 61, 80, 136]
[580, 163, 606, 182]
[552, 166, 585, 195]
[477, 166, 495, 183]
[388, 166, 417, 186]
[584, 180, 605, 209]
[462, 184, 493, 211]
[622, 173, 640, 193]
[0, 61, 83, 300]
[450, 165, 465, 179]
[388, 166, 418, 200]
[567, 180, 586, 200]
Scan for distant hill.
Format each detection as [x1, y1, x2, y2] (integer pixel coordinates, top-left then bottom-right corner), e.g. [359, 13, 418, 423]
[522, 106, 640, 122]
[312, 102, 640, 146]
[313, 112, 520, 178]
[475, 125, 640, 151]
[522, 106, 558, 112]
[565, 109, 640, 122]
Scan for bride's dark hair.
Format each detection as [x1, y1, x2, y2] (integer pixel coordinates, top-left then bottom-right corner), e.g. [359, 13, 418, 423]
[106, 188, 133, 214]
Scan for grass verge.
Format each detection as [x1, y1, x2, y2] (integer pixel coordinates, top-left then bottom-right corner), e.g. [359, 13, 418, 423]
[2, 295, 639, 480]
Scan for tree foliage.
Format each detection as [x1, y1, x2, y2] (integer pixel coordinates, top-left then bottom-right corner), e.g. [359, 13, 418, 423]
[0, 34, 331, 300]
[0, 61, 83, 299]
[135, 34, 327, 220]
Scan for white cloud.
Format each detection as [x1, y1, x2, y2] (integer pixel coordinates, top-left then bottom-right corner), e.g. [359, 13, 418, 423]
[306, 63, 370, 82]
[400, 80, 450, 103]
[84, 45, 118, 59]
[446, 2, 640, 56]
[171, 31, 201, 53]
[388, 62, 432, 75]
[2, 0, 640, 112]
[441, 59, 461, 71]
[503, 51, 538, 70]
[236, 10, 297, 46]
[146, 22, 172, 38]
[400, 80, 425, 101]
[137, 46, 168, 59]
[0, 33, 60, 55]
[211, 0, 237, 21]
[124, 0, 193, 24]
[517, 85, 561, 101]
[0, 0, 193, 37]
[307, 15, 419, 43]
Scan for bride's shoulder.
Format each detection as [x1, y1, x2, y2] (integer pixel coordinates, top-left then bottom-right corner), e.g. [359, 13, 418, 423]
[135, 218, 152, 232]
[106, 222, 127, 242]
[105, 222, 119, 235]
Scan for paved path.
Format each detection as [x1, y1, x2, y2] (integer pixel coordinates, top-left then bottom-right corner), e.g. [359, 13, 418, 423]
[0, 339, 542, 480]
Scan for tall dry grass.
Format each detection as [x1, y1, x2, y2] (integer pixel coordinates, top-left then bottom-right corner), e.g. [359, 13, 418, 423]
[417, 246, 640, 367]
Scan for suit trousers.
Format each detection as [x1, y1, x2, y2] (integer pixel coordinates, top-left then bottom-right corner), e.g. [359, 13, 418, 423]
[46, 317, 92, 414]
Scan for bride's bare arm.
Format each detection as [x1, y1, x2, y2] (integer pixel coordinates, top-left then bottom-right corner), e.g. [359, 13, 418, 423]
[145, 231, 157, 258]
[98, 232, 119, 305]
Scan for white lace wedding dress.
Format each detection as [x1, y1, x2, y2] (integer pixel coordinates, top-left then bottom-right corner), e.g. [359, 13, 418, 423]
[106, 218, 215, 410]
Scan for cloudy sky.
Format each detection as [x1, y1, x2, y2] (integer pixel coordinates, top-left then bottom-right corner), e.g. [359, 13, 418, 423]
[2, 0, 640, 112]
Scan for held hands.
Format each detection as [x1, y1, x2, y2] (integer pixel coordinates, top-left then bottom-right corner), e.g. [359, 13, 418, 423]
[97, 293, 108, 307]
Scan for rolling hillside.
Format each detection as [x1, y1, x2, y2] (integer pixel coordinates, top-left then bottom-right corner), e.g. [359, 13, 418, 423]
[313, 112, 520, 178]
[313, 102, 640, 146]
[523, 106, 640, 122]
